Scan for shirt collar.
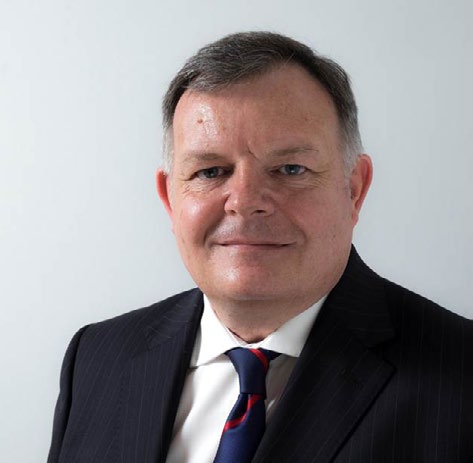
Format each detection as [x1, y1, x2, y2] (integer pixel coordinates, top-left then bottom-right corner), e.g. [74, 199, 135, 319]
[191, 294, 327, 367]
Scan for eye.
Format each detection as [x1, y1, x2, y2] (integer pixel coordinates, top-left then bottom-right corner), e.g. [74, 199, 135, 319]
[278, 164, 307, 175]
[196, 167, 227, 179]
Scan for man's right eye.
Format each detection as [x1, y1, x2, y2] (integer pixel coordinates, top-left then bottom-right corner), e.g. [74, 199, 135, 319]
[196, 167, 226, 179]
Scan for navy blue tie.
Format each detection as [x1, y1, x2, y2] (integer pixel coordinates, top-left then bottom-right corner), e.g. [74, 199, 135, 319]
[213, 347, 280, 463]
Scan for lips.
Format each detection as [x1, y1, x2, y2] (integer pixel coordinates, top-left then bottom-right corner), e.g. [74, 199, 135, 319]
[209, 222, 298, 248]
[218, 240, 291, 247]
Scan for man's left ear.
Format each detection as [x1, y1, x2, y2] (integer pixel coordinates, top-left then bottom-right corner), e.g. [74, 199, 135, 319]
[349, 154, 373, 225]
[156, 169, 173, 216]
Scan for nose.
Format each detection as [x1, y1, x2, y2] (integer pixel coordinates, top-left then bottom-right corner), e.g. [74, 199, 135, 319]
[223, 167, 275, 217]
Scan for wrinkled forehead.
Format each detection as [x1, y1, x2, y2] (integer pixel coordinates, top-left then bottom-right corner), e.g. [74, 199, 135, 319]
[176, 63, 337, 117]
[171, 65, 342, 156]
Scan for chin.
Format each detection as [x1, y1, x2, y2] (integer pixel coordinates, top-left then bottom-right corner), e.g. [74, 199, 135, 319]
[204, 275, 292, 303]
[214, 288, 283, 303]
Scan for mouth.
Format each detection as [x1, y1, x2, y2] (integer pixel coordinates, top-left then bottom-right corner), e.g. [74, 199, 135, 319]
[217, 241, 293, 248]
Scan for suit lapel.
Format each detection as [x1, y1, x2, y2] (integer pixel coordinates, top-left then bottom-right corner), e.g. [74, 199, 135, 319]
[119, 290, 204, 463]
[254, 248, 396, 463]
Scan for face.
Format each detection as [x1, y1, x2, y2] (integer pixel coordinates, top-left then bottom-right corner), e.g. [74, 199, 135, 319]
[158, 64, 372, 311]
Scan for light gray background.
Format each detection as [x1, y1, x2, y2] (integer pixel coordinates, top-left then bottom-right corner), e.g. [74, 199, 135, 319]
[1, 0, 472, 461]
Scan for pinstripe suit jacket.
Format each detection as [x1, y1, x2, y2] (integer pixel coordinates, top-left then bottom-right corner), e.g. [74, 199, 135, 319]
[48, 248, 473, 462]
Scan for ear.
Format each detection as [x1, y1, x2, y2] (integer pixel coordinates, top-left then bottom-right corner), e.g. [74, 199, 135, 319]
[349, 154, 373, 225]
[156, 168, 173, 216]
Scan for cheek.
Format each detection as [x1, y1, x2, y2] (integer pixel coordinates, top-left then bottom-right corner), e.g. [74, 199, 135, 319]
[292, 191, 352, 238]
[174, 195, 222, 245]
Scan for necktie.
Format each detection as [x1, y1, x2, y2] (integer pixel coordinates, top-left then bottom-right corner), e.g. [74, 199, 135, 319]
[213, 347, 280, 463]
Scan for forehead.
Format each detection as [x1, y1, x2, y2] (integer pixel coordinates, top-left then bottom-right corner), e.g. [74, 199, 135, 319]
[172, 64, 341, 156]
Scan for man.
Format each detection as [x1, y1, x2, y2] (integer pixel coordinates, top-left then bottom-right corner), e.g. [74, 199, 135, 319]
[48, 32, 473, 463]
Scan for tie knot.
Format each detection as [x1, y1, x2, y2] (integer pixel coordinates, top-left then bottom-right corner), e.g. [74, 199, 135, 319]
[226, 348, 280, 396]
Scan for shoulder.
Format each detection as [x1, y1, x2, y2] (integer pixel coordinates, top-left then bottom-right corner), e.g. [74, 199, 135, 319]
[69, 288, 203, 362]
[86, 287, 201, 331]
[383, 277, 472, 329]
[381, 278, 473, 359]
[342, 247, 472, 356]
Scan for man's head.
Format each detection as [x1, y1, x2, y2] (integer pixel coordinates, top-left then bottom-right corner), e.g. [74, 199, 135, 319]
[162, 31, 363, 176]
[157, 32, 372, 340]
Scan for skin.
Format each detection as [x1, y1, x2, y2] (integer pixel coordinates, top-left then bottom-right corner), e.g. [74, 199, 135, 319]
[157, 64, 372, 342]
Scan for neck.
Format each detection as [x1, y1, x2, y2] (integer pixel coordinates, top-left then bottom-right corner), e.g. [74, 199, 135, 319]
[207, 295, 322, 343]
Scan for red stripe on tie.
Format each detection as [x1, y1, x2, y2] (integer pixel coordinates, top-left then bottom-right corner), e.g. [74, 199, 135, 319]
[222, 394, 261, 433]
[250, 348, 269, 371]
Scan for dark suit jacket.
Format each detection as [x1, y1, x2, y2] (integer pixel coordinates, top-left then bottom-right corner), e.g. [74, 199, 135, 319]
[48, 248, 473, 462]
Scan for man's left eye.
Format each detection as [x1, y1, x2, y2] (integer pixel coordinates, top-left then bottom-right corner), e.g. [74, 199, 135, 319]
[278, 164, 307, 175]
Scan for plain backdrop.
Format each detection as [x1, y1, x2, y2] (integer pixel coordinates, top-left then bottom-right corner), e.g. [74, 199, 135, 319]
[1, 0, 472, 461]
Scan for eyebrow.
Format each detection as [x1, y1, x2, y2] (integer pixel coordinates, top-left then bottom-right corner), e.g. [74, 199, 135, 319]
[269, 146, 320, 157]
[181, 152, 224, 165]
[180, 145, 319, 165]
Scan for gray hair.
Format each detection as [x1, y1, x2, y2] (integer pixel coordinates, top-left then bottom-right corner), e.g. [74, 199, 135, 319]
[162, 31, 363, 174]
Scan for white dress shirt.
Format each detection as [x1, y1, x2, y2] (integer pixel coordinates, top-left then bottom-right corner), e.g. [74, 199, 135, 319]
[165, 295, 326, 463]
